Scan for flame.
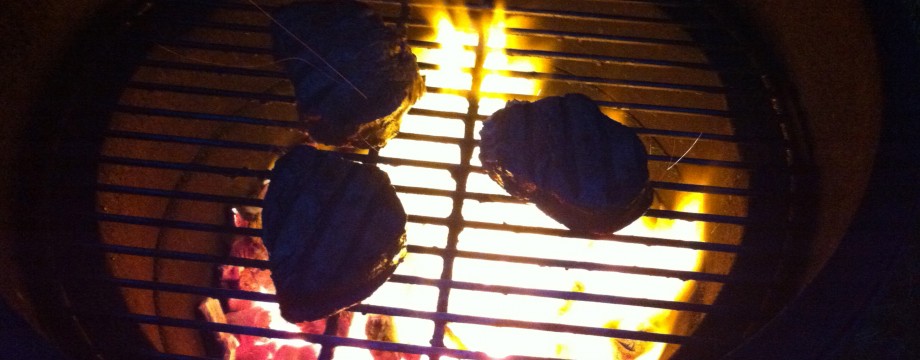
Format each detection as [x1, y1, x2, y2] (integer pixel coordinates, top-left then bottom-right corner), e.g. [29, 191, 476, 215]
[217, 5, 708, 360]
[441, 192, 706, 360]
[372, 4, 707, 360]
[253, 289, 320, 351]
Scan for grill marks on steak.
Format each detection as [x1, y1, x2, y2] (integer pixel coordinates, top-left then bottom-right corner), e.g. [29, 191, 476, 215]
[272, 0, 425, 149]
[479, 93, 652, 233]
[263, 146, 408, 322]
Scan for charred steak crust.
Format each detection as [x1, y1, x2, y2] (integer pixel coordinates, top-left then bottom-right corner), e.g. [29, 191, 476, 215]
[272, 0, 425, 149]
[479, 93, 652, 233]
[263, 146, 408, 322]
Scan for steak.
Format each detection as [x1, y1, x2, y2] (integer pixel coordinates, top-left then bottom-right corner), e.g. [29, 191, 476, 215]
[272, 0, 425, 149]
[263, 146, 408, 322]
[478, 93, 652, 233]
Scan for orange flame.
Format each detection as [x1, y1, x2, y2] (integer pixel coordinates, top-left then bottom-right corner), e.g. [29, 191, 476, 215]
[218, 5, 708, 360]
[372, 5, 707, 360]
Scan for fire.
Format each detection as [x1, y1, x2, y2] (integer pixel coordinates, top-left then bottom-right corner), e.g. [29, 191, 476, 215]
[444, 193, 705, 360]
[375, 4, 706, 360]
[202, 205, 324, 360]
[208, 4, 708, 359]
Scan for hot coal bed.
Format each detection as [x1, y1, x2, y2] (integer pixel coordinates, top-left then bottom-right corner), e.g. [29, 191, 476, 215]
[30, 0, 813, 359]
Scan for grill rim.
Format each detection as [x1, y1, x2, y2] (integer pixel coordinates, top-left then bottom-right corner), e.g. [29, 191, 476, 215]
[18, 0, 816, 358]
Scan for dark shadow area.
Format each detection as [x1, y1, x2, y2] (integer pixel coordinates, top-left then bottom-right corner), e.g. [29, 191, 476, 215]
[659, 1, 815, 358]
[15, 1, 219, 358]
[712, 0, 920, 359]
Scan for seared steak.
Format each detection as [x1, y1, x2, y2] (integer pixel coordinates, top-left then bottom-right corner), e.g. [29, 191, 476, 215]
[479, 93, 652, 233]
[263, 146, 407, 322]
[272, 0, 425, 149]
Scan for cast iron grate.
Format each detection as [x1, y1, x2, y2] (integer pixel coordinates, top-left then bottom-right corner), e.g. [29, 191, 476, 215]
[57, 0, 798, 359]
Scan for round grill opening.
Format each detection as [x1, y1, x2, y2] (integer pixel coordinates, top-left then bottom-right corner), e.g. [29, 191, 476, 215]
[58, 0, 800, 359]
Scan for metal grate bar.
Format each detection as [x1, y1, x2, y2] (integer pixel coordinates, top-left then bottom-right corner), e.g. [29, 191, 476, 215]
[632, 127, 778, 142]
[146, 38, 272, 55]
[96, 183, 263, 207]
[96, 213, 261, 237]
[147, 10, 738, 51]
[128, 75, 750, 120]
[390, 275, 735, 315]
[644, 208, 749, 225]
[648, 181, 759, 197]
[98, 156, 271, 178]
[480, 69, 755, 94]
[500, 6, 719, 28]
[593, 99, 736, 118]
[113, 105, 307, 129]
[96, 205, 750, 243]
[92, 182, 747, 251]
[105, 130, 281, 152]
[115, 97, 756, 144]
[352, 303, 722, 346]
[151, 36, 734, 72]
[583, 0, 704, 6]
[502, 47, 737, 71]
[643, 154, 754, 169]
[88, 277, 722, 347]
[145, 34, 746, 97]
[89, 312, 517, 359]
[366, 149, 754, 170]
[103, 127, 764, 173]
[97, 277, 276, 302]
[141, 50, 751, 95]
[164, 0, 712, 28]
[139, 59, 285, 78]
[386, 0, 707, 9]
[86, 242, 268, 268]
[393, 132, 465, 144]
[99, 154, 756, 221]
[406, 107, 473, 121]
[166, 0, 707, 11]
[504, 27, 736, 49]
[454, 219, 749, 253]
[132, 351, 218, 360]
[82, 243, 743, 315]
[114, 97, 762, 144]
[408, 246, 742, 283]
[125, 81, 294, 102]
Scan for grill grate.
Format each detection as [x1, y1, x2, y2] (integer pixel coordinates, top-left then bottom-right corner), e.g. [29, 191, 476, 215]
[58, 0, 797, 359]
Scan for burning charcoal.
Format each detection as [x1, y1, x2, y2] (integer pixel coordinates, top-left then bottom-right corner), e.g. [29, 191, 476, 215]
[226, 306, 272, 329]
[479, 93, 652, 233]
[272, 0, 425, 149]
[263, 146, 408, 322]
[297, 311, 353, 337]
[228, 235, 269, 261]
[198, 298, 240, 360]
[227, 297, 255, 313]
[221, 217, 273, 292]
[235, 335, 275, 360]
[365, 314, 420, 360]
[275, 345, 318, 360]
[334, 311, 354, 337]
[297, 318, 326, 335]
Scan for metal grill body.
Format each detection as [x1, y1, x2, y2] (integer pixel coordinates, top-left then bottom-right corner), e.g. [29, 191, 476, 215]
[57, 0, 798, 359]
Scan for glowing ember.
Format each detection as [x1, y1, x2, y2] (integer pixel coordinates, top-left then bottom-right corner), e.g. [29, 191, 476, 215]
[379, 3, 705, 360]
[442, 194, 705, 360]
[205, 185, 427, 360]
[204, 202, 325, 360]
[207, 3, 709, 359]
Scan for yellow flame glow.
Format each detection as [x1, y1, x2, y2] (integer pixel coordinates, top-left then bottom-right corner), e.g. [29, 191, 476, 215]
[372, 5, 705, 360]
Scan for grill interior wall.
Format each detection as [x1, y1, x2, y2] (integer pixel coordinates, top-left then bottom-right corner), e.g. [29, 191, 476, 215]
[88, 0, 791, 358]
